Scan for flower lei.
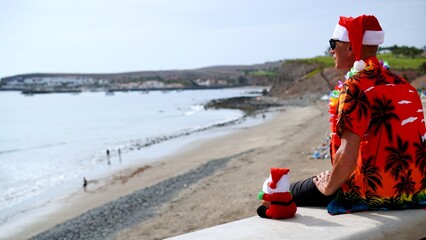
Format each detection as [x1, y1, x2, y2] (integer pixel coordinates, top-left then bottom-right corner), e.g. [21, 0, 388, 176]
[328, 81, 342, 116]
[345, 59, 390, 79]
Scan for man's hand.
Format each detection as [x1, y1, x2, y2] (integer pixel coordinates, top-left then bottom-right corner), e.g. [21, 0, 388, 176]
[313, 170, 333, 196]
[262, 200, 271, 208]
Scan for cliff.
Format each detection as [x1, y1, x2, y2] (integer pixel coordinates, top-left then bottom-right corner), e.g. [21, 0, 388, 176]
[268, 60, 342, 99]
[268, 59, 425, 99]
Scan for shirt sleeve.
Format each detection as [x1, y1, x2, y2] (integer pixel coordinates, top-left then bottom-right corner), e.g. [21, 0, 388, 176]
[336, 80, 371, 139]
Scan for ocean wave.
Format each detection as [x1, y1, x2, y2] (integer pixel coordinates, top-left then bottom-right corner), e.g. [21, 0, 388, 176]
[113, 114, 244, 158]
[0, 142, 67, 156]
[184, 104, 205, 116]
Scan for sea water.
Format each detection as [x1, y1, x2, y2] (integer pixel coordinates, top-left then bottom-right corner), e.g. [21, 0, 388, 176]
[0, 87, 265, 223]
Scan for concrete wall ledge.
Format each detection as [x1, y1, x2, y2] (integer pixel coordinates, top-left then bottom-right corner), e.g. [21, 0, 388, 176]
[167, 207, 426, 240]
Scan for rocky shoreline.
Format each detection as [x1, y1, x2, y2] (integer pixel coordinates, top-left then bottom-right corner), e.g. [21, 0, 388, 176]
[30, 150, 254, 240]
[205, 96, 280, 115]
[204, 93, 322, 115]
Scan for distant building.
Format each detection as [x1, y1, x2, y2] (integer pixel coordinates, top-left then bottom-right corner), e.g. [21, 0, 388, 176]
[1, 76, 97, 90]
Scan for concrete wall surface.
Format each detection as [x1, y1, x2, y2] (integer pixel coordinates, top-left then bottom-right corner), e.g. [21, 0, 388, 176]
[167, 207, 426, 240]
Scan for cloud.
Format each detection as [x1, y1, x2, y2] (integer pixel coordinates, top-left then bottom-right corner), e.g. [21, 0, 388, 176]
[398, 100, 412, 104]
[401, 117, 418, 126]
[365, 86, 374, 92]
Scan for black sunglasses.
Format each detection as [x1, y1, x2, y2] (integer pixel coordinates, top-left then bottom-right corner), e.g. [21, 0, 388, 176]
[329, 39, 342, 50]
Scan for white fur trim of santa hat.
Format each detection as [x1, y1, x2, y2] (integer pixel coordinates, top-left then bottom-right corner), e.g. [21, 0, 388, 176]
[332, 21, 384, 45]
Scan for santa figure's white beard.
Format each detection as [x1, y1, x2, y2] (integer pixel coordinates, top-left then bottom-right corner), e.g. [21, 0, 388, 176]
[262, 175, 290, 194]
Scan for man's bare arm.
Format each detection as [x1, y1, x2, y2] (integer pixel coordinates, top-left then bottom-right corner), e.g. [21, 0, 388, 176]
[314, 130, 360, 195]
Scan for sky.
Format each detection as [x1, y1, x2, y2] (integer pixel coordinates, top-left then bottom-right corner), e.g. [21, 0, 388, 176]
[0, 0, 425, 79]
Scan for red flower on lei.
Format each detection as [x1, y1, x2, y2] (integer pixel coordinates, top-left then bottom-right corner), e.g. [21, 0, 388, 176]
[328, 81, 343, 116]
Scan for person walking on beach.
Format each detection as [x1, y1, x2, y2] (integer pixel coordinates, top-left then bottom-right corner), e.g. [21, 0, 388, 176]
[106, 149, 111, 165]
[284, 15, 426, 214]
[83, 177, 88, 191]
[118, 148, 122, 162]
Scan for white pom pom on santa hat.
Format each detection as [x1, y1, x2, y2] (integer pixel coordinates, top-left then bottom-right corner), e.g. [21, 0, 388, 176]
[269, 168, 289, 189]
[353, 60, 366, 72]
[332, 15, 384, 71]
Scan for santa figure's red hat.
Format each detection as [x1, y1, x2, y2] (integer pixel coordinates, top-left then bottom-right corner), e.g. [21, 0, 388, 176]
[269, 168, 289, 189]
[332, 15, 385, 72]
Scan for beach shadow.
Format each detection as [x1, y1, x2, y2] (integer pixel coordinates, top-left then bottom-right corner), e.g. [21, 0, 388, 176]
[291, 212, 343, 227]
[349, 209, 426, 224]
[259, 210, 343, 228]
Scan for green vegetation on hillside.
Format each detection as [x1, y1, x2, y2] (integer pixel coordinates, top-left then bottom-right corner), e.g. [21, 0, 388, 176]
[305, 68, 322, 78]
[299, 54, 425, 71]
[376, 53, 425, 70]
[379, 45, 424, 59]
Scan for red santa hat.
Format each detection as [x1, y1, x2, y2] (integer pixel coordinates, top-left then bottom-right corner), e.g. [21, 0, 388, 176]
[332, 15, 384, 71]
[269, 168, 289, 189]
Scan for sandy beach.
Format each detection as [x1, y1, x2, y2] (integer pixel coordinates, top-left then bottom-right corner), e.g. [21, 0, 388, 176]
[5, 100, 332, 240]
[116, 102, 332, 240]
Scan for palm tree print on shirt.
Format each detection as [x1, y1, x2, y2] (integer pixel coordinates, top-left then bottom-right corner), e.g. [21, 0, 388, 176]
[368, 96, 400, 144]
[394, 169, 416, 198]
[342, 83, 370, 120]
[413, 133, 426, 189]
[385, 136, 413, 181]
[361, 156, 383, 192]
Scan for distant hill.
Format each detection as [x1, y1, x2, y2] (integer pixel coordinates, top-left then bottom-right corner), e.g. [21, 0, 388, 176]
[0, 61, 283, 92]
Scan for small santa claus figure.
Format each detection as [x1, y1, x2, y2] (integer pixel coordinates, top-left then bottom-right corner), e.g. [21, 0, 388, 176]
[257, 168, 297, 219]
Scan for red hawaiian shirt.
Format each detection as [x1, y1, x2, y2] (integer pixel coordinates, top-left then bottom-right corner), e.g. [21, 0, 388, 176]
[328, 57, 426, 214]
